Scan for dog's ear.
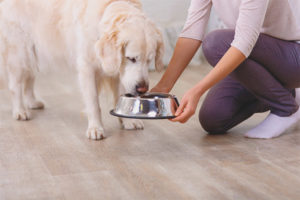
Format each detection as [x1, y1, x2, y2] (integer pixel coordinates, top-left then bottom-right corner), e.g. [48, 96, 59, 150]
[95, 8, 130, 76]
[129, 0, 142, 9]
[154, 28, 165, 72]
[95, 31, 122, 77]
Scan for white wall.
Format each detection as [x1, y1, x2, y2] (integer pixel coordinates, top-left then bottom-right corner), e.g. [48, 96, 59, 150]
[140, 0, 224, 68]
[140, 0, 191, 68]
[140, 0, 190, 27]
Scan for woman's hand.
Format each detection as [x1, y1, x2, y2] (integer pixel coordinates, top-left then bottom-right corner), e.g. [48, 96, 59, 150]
[171, 46, 246, 123]
[150, 84, 170, 93]
[171, 87, 203, 123]
[150, 38, 202, 94]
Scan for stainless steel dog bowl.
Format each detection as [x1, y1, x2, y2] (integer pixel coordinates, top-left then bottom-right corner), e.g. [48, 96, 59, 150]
[110, 93, 179, 119]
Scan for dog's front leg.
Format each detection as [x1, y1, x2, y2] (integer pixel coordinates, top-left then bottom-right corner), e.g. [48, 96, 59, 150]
[78, 67, 105, 140]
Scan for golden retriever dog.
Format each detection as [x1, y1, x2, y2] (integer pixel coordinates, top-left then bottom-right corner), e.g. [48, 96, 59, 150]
[0, 0, 164, 140]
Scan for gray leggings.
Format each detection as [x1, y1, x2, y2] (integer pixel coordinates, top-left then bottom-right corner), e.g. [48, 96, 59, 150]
[199, 29, 300, 134]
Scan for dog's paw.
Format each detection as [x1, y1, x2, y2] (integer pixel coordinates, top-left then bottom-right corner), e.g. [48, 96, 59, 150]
[13, 109, 31, 121]
[86, 127, 105, 140]
[121, 119, 144, 130]
[27, 100, 44, 110]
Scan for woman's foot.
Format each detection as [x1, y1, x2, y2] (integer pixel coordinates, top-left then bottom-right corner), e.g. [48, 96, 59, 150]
[295, 88, 300, 105]
[245, 88, 300, 139]
[245, 109, 300, 139]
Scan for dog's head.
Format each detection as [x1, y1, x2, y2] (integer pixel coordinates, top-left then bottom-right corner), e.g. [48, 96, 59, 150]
[95, 2, 164, 95]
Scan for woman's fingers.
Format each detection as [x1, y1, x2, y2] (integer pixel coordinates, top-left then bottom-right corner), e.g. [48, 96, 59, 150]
[169, 99, 186, 122]
[171, 98, 195, 123]
[170, 86, 201, 123]
[175, 98, 187, 116]
[171, 107, 194, 123]
[150, 87, 159, 93]
[150, 84, 170, 93]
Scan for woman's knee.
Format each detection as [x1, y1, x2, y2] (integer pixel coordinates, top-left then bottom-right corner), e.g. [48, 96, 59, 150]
[198, 106, 230, 134]
[202, 29, 235, 66]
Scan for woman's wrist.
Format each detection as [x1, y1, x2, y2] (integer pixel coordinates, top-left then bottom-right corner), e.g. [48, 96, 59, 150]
[155, 82, 172, 93]
[151, 80, 172, 93]
[193, 82, 206, 98]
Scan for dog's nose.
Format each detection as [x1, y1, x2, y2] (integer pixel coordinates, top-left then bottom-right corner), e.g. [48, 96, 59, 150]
[136, 81, 149, 95]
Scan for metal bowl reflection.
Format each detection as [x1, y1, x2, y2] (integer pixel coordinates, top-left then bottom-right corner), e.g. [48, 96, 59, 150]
[110, 93, 179, 119]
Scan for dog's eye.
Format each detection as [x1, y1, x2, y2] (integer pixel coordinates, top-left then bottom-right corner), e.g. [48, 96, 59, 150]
[126, 57, 136, 63]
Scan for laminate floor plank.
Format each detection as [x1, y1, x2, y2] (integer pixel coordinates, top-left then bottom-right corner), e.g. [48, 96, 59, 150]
[0, 64, 299, 200]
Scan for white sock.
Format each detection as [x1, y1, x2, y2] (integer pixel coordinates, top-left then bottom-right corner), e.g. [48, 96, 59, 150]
[245, 88, 300, 139]
[245, 108, 300, 139]
[295, 88, 300, 105]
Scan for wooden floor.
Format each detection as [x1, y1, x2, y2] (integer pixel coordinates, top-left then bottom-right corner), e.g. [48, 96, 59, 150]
[1, 64, 300, 200]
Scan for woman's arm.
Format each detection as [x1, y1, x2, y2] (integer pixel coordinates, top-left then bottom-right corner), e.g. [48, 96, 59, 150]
[151, 37, 202, 93]
[172, 46, 246, 123]
[152, 0, 211, 93]
[172, 0, 270, 123]
[194, 46, 245, 96]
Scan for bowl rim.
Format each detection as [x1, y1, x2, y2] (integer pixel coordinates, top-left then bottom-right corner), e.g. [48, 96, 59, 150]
[120, 92, 177, 100]
[110, 110, 176, 120]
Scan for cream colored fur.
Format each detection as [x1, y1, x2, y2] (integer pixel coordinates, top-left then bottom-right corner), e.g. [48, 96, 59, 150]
[0, 0, 164, 140]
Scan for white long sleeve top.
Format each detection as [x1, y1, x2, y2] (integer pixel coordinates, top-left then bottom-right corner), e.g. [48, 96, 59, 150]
[180, 0, 300, 57]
